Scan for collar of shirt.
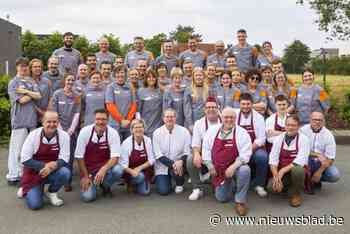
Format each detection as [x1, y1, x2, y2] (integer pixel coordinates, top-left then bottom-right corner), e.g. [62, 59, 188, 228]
[220, 127, 233, 139]
[63, 47, 73, 52]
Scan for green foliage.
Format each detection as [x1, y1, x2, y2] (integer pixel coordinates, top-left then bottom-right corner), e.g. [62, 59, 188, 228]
[102, 34, 123, 55]
[297, 0, 350, 40]
[282, 40, 311, 73]
[311, 56, 350, 75]
[144, 33, 167, 58]
[73, 35, 90, 59]
[169, 25, 202, 43]
[21, 31, 46, 62]
[0, 75, 11, 142]
[341, 89, 350, 123]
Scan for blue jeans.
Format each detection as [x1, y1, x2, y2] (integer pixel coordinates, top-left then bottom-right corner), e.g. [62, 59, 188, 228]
[80, 164, 124, 202]
[308, 157, 341, 183]
[25, 167, 71, 210]
[250, 148, 268, 187]
[129, 172, 151, 195]
[215, 165, 251, 203]
[155, 170, 185, 196]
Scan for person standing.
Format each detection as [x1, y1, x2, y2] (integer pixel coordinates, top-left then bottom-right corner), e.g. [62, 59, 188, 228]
[179, 36, 207, 68]
[125, 36, 154, 68]
[95, 37, 117, 70]
[42, 56, 63, 93]
[155, 40, 178, 76]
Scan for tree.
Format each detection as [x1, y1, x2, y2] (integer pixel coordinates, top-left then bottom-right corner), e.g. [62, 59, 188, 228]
[298, 0, 350, 40]
[22, 30, 46, 62]
[282, 40, 311, 73]
[73, 35, 90, 59]
[169, 25, 202, 43]
[41, 32, 63, 64]
[144, 33, 167, 58]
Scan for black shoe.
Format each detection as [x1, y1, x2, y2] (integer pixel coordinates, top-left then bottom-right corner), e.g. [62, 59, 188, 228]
[101, 185, 113, 198]
[7, 180, 19, 186]
[314, 182, 322, 190]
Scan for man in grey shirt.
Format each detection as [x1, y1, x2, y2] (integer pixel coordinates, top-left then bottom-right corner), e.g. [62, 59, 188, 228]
[42, 56, 64, 94]
[52, 32, 83, 75]
[225, 29, 257, 73]
[155, 40, 178, 75]
[7, 57, 42, 185]
[207, 40, 226, 74]
[179, 36, 207, 68]
[95, 37, 117, 71]
[125, 36, 154, 68]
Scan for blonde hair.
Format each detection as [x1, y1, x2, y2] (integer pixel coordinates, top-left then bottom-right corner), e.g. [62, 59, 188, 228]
[191, 67, 209, 102]
[272, 72, 289, 97]
[170, 67, 183, 79]
[130, 119, 146, 132]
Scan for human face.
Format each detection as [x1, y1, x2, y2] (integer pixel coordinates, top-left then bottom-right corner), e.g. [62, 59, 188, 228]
[164, 42, 173, 55]
[206, 65, 216, 80]
[262, 69, 272, 81]
[310, 112, 324, 131]
[95, 112, 108, 132]
[188, 39, 197, 51]
[222, 109, 236, 130]
[172, 75, 183, 88]
[100, 64, 112, 78]
[115, 70, 126, 85]
[272, 63, 283, 74]
[193, 70, 204, 86]
[285, 118, 299, 136]
[17, 64, 29, 77]
[231, 70, 241, 84]
[205, 102, 219, 120]
[78, 65, 89, 79]
[134, 39, 144, 52]
[132, 122, 145, 138]
[114, 58, 124, 66]
[48, 58, 59, 73]
[275, 72, 286, 86]
[226, 57, 237, 68]
[31, 61, 42, 77]
[64, 35, 74, 48]
[163, 111, 176, 129]
[302, 71, 314, 86]
[137, 61, 147, 74]
[43, 112, 59, 135]
[215, 42, 225, 54]
[240, 100, 252, 113]
[90, 73, 101, 87]
[65, 75, 75, 89]
[146, 74, 157, 88]
[275, 100, 288, 113]
[157, 66, 167, 77]
[237, 32, 247, 45]
[128, 70, 139, 84]
[99, 39, 109, 52]
[248, 74, 260, 87]
[263, 43, 272, 54]
[86, 56, 97, 69]
[221, 73, 232, 88]
[183, 63, 193, 76]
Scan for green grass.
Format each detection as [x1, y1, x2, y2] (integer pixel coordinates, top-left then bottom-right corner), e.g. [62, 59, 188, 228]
[288, 74, 350, 104]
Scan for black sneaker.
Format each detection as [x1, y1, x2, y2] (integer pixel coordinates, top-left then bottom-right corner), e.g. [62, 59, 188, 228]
[100, 185, 113, 198]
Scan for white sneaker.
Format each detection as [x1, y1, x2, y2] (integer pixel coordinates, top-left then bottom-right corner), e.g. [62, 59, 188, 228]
[255, 186, 268, 197]
[188, 188, 203, 201]
[175, 186, 184, 194]
[45, 192, 64, 206]
[17, 187, 23, 199]
[199, 172, 211, 183]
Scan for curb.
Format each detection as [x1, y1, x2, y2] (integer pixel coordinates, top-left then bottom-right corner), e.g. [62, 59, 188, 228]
[332, 130, 350, 145]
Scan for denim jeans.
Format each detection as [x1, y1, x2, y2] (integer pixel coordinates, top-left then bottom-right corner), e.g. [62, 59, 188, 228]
[308, 157, 341, 183]
[155, 169, 186, 196]
[25, 167, 71, 210]
[250, 148, 268, 187]
[80, 164, 124, 202]
[129, 172, 151, 195]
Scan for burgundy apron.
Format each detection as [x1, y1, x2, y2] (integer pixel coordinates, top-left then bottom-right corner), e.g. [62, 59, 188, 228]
[238, 111, 256, 143]
[211, 128, 238, 188]
[21, 131, 60, 196]
[84, 127, 110, 175]
[278, 134, 311, 192]
[124, 137, 154, 183]
[266, 114, 286, 153]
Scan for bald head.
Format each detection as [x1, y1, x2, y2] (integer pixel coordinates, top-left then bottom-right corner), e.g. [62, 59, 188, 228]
[222, 107, 236, 130]
[43, 111, 59, 122]
[222, 107, 236, 117]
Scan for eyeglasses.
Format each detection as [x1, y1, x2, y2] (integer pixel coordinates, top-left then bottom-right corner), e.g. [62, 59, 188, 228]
[311, 119, 323, 122]
[205, 106, 217, 109]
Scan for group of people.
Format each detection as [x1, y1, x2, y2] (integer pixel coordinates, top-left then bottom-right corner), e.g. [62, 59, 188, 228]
[7, 29, 340, 216]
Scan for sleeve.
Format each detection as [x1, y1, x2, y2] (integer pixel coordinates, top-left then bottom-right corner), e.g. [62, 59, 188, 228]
[236, 128, 253, 163]
[191, 120, 202, 148]
[293, 135, 310, 166]
[152, 130, 163, 160]
[202, 129, 214, 161]
[145, 137, 156, 165]
[324, 132, 336, 160]
[136, 89, 143, 115]
[269, 135, 283, 166]
[108, 127, 121, 158]
[120, 140, 130, 169]
[126, 90, 137, 121]
[50, 92, 59, 112]
[124, 53, 130, 68]
[162, 90, 172, 111]
[105, 85, 124, 122]
[254, 114, 266, 146]
[183, 90, 194, 128]
[58, 131, 71, 163]
[20, 131, 37, 163]
[8, 79, 23, 102]
[74, 128, 89, 159]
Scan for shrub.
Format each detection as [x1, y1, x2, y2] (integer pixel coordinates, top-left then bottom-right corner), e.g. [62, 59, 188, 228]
[0, 75, 11, 143]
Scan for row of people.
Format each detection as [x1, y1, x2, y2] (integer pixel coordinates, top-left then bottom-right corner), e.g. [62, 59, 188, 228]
[18, 96, 340, 216]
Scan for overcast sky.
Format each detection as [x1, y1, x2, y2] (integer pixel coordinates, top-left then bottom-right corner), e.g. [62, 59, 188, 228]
[2, 0, 349, 56]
